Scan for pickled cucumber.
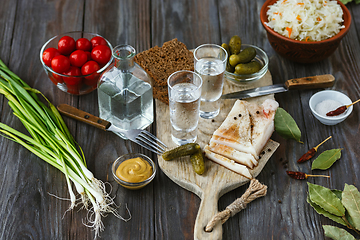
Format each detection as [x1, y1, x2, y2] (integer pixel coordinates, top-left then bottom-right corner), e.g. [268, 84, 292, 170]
[237, 47, 256, 63]
[229, 35, 242, 55]
[162, 143, 201, 161]
[190, 150, 205, 175]
[234, 61, 262, 75]
[229, 47, 257, 67]
[229, 54, 240, 67]
[221, 43, 230, 54]
[221, 43, 235, 72]
[226, 62, 235, 72]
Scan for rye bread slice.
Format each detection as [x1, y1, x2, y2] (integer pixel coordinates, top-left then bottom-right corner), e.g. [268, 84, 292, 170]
[134, 38, 194, 105]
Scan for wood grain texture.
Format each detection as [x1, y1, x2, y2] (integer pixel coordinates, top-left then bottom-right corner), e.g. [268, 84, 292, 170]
[0, 0, 359, 239]
[0, 0, 86, 239]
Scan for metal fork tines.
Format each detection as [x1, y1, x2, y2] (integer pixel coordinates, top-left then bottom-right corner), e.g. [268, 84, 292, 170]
[126, 129, 167, 154]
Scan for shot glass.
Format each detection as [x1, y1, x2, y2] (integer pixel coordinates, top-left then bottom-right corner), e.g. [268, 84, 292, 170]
[167, 70, 202, 146]
[194, 44, 228, 119]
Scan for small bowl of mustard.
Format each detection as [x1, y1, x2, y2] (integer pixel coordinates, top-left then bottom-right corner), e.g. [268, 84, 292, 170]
[112, 153, 156, 190]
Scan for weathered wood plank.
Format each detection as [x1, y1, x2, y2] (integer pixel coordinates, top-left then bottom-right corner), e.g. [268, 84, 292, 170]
[0, 0, 90, 239]
[81, 1, 156, 240]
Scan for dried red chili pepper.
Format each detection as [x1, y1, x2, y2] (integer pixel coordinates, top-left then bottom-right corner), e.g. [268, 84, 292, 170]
[286, 171, 330, 180]
[286, 171, 307, 180]
[297, 136, 332, 163]
[326, 105, 347, 116]
[326, 99, 360, 117]
[297, 148, 316, 163]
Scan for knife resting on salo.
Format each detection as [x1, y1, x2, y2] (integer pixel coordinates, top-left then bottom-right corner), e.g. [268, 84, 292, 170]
[221, 74, 335, 99]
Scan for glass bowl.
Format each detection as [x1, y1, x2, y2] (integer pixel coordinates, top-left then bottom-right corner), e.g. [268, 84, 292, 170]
[112, 153, 156, 190]
[225, 44, 269, 84]
[309, 90, 352, 126]
[40, 31, 113, 95]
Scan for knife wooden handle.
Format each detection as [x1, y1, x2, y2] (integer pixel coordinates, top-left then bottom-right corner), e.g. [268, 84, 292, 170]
[57, 104, 110, 131]
[285, 74, 335, 90]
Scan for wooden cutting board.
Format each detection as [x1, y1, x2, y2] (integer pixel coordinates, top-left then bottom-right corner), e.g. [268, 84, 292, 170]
[156, 71, 280, 240]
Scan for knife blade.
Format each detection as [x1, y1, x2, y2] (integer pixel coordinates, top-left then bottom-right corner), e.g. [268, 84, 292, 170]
[221, 74, 335, 99]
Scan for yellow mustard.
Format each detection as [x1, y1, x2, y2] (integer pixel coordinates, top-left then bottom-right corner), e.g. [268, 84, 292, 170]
[116, 157, 152, 183]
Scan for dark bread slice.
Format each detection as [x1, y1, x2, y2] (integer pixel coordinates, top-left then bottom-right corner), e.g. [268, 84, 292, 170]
[153, 85, 169, 105]
[134, 39, 194, 104]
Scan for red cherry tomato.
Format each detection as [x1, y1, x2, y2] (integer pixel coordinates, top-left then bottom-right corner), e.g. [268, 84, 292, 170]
[85, 51, 92, 61]
[90, 36, 107, 48]
[69, 50, 88, 67]
[42, 48, 60, 67]
[91, 45, 111, 66]
[83, 73, 100, 86]
[63, 66, 82, 85]
[76, 38, 92, 51]
[63, 66, 82, 95]
[58, 36, 76, 55]
[81, 61, 100, 86]
[67, 86, 81, 95]
[51, 55, 70, 73]
[51, 73, 64, 84]
[81, 61, 100, 75]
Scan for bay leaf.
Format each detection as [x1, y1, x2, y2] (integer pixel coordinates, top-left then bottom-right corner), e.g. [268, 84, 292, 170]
[333, 188, 356, 230]
[307, 195, 347, 226]
[308, 182, 345, 217]
[332, 189, 343, 200]
[342, 184, 360, 231]
[274, 107, 302, 143]
[311, 149, 342, 170]
[323, 225, 356, 240]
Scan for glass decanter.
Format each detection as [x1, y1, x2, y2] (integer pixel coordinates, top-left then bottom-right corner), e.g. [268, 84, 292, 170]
[97, 45, 153, 136]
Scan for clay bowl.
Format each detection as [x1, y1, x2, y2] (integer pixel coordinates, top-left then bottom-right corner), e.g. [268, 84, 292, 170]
[260, 0, 351, 63]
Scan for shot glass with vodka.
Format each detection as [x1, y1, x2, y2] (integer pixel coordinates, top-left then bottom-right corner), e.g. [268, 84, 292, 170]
[194, 44, 227, 119]
[167, 70, 202, 146]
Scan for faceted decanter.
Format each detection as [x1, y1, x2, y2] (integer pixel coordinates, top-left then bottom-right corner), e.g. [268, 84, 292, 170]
[97, 45, 153, 137]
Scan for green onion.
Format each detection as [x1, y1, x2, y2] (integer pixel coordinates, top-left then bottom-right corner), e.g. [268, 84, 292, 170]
[0, 59, 130, 237]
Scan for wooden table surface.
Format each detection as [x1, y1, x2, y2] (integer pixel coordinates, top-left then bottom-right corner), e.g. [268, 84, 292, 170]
[0, 0, 359, 239]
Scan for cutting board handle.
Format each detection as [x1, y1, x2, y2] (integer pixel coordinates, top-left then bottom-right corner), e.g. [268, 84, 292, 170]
[194, 188, 222, 240]
[57, 104, 110, 130]
[285, 74, 335, 90]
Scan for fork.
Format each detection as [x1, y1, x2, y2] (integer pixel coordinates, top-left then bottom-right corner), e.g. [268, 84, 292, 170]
[57, 104, 167, 154]
[108, 125, 167, 154]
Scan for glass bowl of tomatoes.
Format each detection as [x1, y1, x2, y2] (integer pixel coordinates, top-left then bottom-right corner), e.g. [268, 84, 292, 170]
[40, 31, 113, 95]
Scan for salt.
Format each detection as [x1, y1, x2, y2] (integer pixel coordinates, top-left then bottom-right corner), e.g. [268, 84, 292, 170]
[315, 99, 344, 117]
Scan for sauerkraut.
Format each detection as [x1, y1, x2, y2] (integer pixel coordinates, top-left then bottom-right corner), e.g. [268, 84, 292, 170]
[266, 0, 344, 41]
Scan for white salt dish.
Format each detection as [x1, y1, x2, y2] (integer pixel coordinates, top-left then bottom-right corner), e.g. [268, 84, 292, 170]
[309, 90, 353, 125]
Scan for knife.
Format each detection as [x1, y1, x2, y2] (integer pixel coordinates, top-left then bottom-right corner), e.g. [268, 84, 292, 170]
[56, 103, 122, 134]
[221, 74, 335, 99]
[57, 104, 167, 154]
